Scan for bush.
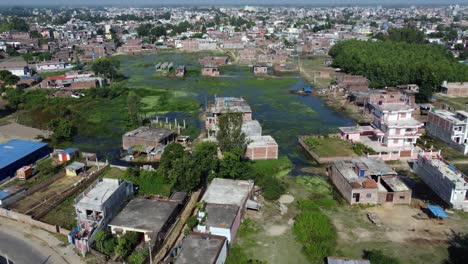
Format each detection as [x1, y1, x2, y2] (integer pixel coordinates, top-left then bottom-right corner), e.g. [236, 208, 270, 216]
[257, 175, 286, 200]
[128, 248, 149, 264]
[115, 232, 141, 258]
[293, 210, 336, 263]
[186, 215, 198, 229]
[363, 250, 400, 264]
[94, 229, 117, 256]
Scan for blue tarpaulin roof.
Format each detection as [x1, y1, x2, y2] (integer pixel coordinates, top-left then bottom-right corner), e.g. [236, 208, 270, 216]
[0, 139, 48, 169]
[427, 205, 448, 218]
[303, 86, 312, 92]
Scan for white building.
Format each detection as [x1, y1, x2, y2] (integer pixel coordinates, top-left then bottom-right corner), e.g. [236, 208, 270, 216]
[370, 103, 423, 148]
[413, 154, 468, 211]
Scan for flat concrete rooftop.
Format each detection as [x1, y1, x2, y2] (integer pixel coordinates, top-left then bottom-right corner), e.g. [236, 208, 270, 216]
[432, 110, 468, 124]
[247, 135, 278, 147]
[76, 178, 122, 208]
[109, 198, 179, 233]
[205, 203, 239, 229]
[123, 127, 174, 141]
[333, 157, 396, 185]
[422, 155, 468, 184]
[372, 103, 414, 112]
[202, 178, 253, 207]
[175, 233, 226, 264]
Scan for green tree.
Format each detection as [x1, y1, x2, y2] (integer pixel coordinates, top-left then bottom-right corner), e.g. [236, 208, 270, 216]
[0, 70, 20, 86]
[193, 142, 219, 182]
[386, 26, 426, 44]
[216, 112, 247, 153]
[218, 150, 248, 180]
[136, 24, 153, 37]
[48, 118, 75, 143]
[159, 143, 186, 174]
[91, 57, 120, 80]
[169, 155, 202, 192]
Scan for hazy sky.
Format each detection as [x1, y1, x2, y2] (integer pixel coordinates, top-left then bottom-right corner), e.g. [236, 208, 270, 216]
[0, 0, 466, 7]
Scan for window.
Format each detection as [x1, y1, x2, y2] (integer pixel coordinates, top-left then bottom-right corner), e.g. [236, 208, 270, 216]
[366, 193, 372, 198]
[400, 113, 406, 119]
[399, 196, 405, 199]
[393, 139, 399, 144]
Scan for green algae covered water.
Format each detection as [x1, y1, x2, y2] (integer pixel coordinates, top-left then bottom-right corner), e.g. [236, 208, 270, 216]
[74, 53, 355, 171]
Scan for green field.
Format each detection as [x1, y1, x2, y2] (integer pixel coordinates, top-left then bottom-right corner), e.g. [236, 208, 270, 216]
[303, 136, 356, 157]
[435, 94, 468, 111]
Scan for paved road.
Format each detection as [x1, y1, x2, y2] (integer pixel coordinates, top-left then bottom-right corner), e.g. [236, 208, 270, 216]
[0, 229, 51, 264]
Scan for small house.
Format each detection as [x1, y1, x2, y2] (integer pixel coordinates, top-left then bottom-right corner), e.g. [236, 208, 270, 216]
[253, 64, 268, 76]
[65, 162, 86, 176]
[175, 66, 186, 77]
[201, 64, 220, 77]
[16, 165, 33, 180]
[58, 148, 79, 162]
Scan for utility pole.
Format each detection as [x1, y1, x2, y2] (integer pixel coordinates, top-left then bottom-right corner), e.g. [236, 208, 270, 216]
[148, 242, 153, 264]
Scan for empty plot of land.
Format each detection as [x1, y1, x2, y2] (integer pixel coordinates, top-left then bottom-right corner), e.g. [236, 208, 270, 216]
[10, 174, 80, 214]
[0, 122, 51, 143]
[328, 204, 468, 263]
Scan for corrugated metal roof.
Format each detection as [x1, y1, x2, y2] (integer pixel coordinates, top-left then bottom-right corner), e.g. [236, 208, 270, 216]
[0, 139, 48, 169]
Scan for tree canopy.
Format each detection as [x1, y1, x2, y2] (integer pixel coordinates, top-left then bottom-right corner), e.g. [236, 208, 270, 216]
[0, 70, 19, 86]
[216, 112, 247, 153]
[91, 57, 120, 80]
[329, 39, 468, 101]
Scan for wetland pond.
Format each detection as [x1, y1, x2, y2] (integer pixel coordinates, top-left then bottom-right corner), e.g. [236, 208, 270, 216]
[75, 53, 355, 171]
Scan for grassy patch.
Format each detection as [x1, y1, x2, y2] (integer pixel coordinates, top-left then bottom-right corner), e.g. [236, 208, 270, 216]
[435, 94, 468, 111]
[303, 136, 356, 157]
[250, 156, 293, 179]
[417, 135, 466, 161]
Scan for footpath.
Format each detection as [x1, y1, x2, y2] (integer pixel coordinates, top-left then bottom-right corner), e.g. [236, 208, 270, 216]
[0, 216, 82, 264]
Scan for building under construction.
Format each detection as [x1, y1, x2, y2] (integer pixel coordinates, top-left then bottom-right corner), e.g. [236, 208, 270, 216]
[122, 127, 176, 151]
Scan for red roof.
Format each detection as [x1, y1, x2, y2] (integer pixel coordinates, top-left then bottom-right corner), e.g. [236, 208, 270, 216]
[45, 75, 67, 81]
[362, 180, 378, 189]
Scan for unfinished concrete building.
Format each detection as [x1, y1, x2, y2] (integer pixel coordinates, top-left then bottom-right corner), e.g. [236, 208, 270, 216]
[426, 110, 468, 154]
[440, 81, 468, 97]
[71, 178, 134, 253]
[245, 135, 279, 160]
[205, 96, 279, 160]
[205, 97, 253, 133]
[328, 157, 412, 205]
[122, 127, 176, 151]
[413, 154, 468, 210]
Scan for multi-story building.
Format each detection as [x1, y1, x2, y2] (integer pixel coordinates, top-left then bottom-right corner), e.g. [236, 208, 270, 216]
[205, 97, 253, 133]
[328, 157, 412, 205]
[413, 154, 468, 210]
[426, 110, 468, 154]
[370, 102, 423, 148]
[71, 178, 134, 254]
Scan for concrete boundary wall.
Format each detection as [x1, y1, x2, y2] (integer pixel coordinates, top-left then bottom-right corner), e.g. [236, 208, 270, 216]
[0, 207, 69, 235]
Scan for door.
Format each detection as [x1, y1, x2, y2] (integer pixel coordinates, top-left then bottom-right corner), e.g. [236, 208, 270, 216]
[353, 193, 360, 203]
[386, 193, 394, 202]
